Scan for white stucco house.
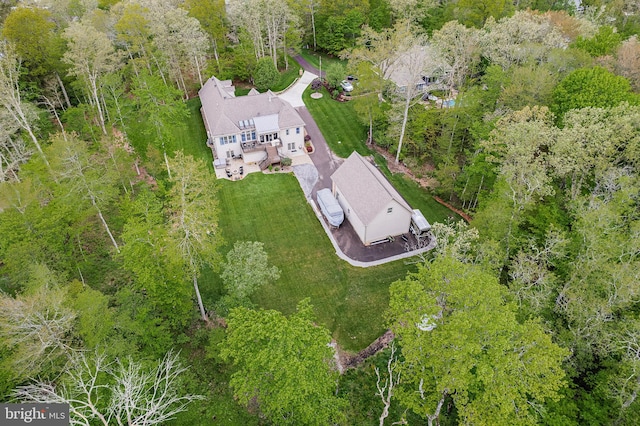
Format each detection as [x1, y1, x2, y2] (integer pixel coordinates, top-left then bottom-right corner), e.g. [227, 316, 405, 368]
[331, 152, 413, 245]
[199, 76, 307, 168]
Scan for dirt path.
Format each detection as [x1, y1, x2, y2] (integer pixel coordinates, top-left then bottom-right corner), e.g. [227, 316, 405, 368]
[332, 330, 395, 373]
[370, 144, 437, 189]
[370, 145, 471, 222]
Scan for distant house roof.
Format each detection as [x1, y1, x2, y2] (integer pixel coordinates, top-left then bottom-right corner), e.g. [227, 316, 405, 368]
[331, 152, 412, 225]
[199, 76, 305, 137]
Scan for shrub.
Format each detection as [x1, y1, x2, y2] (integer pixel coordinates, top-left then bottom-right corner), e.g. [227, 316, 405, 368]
[253, 57, 280, 91]
[325, 63, 346, 90]
[274, 166, 280, 171]
[311, 78, 323, 91]
[281, 157, 292, 167]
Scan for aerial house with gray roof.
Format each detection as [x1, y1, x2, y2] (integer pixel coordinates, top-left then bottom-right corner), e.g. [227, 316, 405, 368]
[199, 76, 307, 168]
[331, 152, 414, 245]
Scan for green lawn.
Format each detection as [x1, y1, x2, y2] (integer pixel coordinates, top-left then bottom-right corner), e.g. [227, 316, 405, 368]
[299, 48, 347, 71]
[303, 86, 370, 158]
[177, 98, 211, 166]
[213, 172, 414, 351]
[303, 86, 459, 223]
[271, 56, 302, 92]
[177, 79, 456, 349]
[125, 97, 212, 172]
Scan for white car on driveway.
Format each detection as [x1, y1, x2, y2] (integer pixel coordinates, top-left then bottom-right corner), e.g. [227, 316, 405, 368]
[340, 80, 353, 92]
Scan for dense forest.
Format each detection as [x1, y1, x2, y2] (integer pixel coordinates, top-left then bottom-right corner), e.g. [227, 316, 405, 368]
[1, 0, 640, 424]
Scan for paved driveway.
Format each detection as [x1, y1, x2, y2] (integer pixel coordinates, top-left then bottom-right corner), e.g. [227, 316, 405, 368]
[277, 70, 317, 108]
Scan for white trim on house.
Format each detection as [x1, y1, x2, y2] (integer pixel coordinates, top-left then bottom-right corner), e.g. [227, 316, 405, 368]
[199, 76, 307, 166]
[331, 152, 414, 245]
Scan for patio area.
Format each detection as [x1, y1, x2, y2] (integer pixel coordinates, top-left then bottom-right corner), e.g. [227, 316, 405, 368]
[213, 152, 313, 181]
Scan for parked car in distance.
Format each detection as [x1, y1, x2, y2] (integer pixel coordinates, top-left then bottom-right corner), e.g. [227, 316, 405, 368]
[340, 80, 353, 92]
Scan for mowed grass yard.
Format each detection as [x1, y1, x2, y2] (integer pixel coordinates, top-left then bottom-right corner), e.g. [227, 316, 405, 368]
[304, 86, 460, 223]
[303, 86, 369, 158]
[178, 79, 456, 352]
[214, 173, 414, 351]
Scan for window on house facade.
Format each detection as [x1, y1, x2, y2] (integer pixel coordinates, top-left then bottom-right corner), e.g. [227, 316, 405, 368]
[286, 129, 290, 135]
[296, 127, 300, 134]
[387, 207, 393, 213]
[259, 133, 279, 143]
[240, 131, 255, 142]
[287, 142, 295, 150]
[220, 135, 237, 145]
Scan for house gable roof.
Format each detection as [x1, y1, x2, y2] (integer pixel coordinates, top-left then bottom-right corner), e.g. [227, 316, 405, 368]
[198, 76, 305, 137]
[331, 152, 412, 225]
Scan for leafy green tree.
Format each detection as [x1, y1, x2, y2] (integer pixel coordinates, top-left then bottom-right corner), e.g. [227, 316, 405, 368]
[119, 189, 193, 330]
[131, 71, 189, 177]
[351, 61, 387, 145]
[499, 65, 557, 112]
[387, 256, 569, 425]
[0, 175, 84, 285]
[551, 66, 639, 119]
[166, 152, 222, 321]
[1, 6, 62, 83]
[573, 25, 622, 57]
[184, 0, 228, 74]
[325, 62, 346, 90]
[458, 0, 514, 28]
[114, 2, 157, 79]
[220, 299, 347, 424]
[221, 241, 280, 302]
[475, 106, 559, 266]
[252, 57, 280, 91]
[316, 9, 365, 54]
[66, 280, 114, 349]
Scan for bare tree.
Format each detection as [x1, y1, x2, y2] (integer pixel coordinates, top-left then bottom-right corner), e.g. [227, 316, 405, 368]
[14, 350, 203, 426]
[228, 0, 296, 67]
[167, 152, 222, 321]
[49, 134, 121, 253]
[62, 21, 121, 135]
[375, 342, 401, 426]
[0, 109, 31, 182]
[0, 45, 51, 172]
[0, 282, 76, 376]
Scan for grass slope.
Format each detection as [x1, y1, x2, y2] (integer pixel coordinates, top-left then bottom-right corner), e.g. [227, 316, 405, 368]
[299, 48, 347, 70]
[303, 86, 369, 158]
[215, 172, 414, 351]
